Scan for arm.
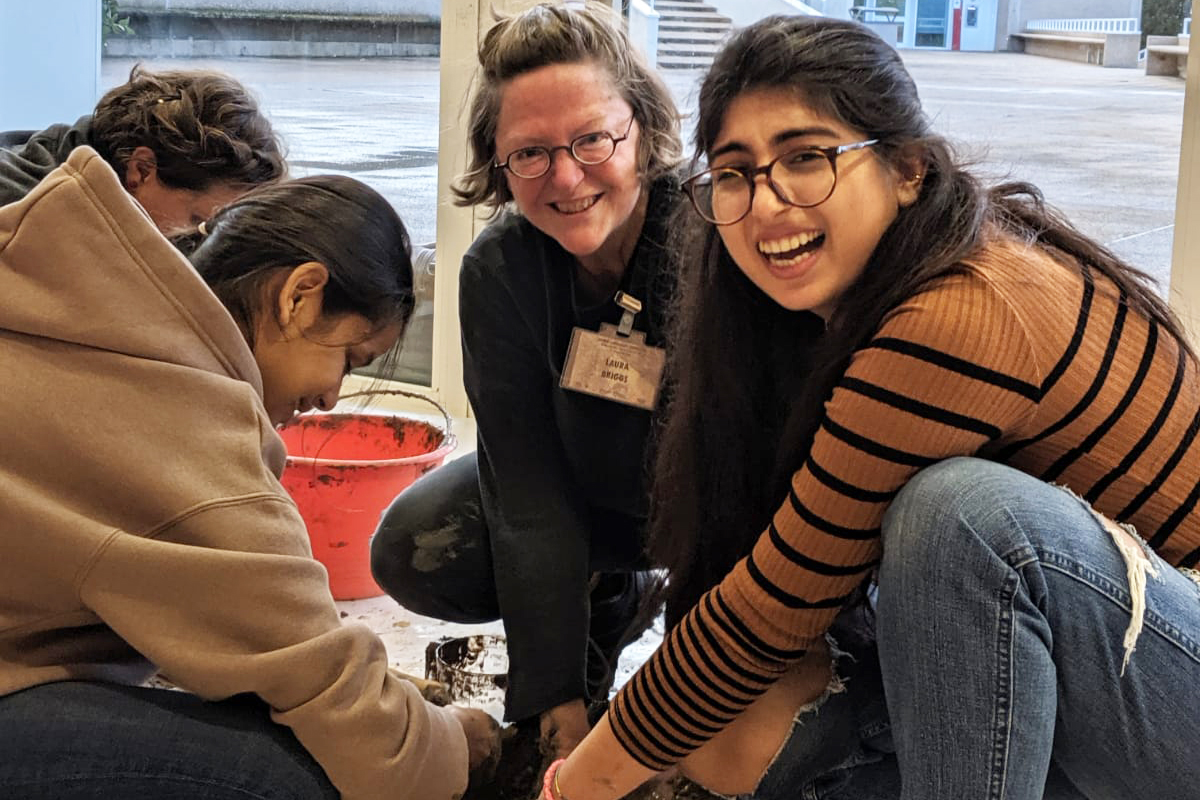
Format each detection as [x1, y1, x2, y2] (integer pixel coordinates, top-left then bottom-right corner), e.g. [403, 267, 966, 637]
[81, 495, 469, 800]
[556, 275, 1045, 797]
[459, 251, 595, 723]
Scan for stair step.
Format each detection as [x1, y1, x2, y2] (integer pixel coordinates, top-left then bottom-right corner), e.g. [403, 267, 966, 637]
[658, 15, 733, 24]
[651, 0, 733, 71]
[658, 47, 722, 58]
[659, 21, 734, 32]
[654, 3, 723, 13]
[658, 30, 729, 42]
[656, 54, 716, 69]
[658, 38, 724, 50]
[654, 0, 722, 9]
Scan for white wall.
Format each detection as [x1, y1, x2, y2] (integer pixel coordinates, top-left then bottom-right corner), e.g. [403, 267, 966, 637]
[118, 0, 441, 17]
[959, 0, 999, 50]
[0, 1, 101, 130]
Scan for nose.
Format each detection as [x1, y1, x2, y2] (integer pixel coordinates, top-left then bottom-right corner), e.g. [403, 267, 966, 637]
[749, 171, 790, 217]
[545, 147, 585, 188]
[312, 386, 341, 413]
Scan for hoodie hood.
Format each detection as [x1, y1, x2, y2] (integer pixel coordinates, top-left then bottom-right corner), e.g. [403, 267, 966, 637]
[0, 146, 261, 395]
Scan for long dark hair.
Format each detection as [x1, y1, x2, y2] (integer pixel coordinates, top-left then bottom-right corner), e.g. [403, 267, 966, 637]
[174, 175, 414, 349]
[649, 15, 1190, 624]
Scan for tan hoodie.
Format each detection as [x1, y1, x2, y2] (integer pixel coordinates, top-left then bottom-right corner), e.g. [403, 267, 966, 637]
[0, 147, 469, 799]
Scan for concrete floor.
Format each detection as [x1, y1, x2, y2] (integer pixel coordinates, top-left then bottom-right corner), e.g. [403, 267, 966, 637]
[99, 48, 1188, 715]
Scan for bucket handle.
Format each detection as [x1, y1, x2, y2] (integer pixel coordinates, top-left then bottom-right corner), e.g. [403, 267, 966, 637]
[336, 389, 453, 437]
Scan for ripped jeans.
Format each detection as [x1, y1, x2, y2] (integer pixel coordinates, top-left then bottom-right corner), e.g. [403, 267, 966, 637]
[741, 457, 1200, 800]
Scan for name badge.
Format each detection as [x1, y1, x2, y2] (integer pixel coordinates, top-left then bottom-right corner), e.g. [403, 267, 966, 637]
[560, 322, 665, 410]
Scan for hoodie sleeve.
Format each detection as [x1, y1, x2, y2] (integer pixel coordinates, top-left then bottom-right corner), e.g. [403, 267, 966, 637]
[78, 492, 469, 800]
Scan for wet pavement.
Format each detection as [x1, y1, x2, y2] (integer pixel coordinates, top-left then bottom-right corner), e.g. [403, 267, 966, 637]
[104, 49, 1185, 286]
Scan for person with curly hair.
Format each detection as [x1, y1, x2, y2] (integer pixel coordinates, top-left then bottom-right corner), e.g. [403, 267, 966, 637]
[0, 64, 285, 232]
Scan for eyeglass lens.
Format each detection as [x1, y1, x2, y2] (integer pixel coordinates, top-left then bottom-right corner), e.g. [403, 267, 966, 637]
[693, 150, 836, 224]
[506, 131, 618, 179]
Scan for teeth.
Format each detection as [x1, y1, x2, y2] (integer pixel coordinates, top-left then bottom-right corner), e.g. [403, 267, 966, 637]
[555, 196, 598, 214]
[758, 231, 820, 254]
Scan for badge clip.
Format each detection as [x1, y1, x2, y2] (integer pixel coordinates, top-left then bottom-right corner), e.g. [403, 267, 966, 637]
[613, 291, 643, 337]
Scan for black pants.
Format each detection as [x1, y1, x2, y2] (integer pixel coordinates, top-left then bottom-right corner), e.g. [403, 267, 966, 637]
[368, 452, 653, 705]
[369, 451, 649, 623]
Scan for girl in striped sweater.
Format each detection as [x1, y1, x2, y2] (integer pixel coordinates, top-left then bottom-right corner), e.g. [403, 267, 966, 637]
[547, 13, 1200, 800]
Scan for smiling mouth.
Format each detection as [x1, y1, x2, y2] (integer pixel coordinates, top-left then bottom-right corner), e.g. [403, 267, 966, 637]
[552, 194, 600, 214]
[758, 230, 825, 263]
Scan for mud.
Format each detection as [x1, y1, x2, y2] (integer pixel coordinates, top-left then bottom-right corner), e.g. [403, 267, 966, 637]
[433, 636, 720, 800]
[460, 720, 720, 800]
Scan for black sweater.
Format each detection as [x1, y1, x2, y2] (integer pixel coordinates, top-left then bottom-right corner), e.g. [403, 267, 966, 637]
[459, 174, 679, 720]
[0, 117, 94, 207]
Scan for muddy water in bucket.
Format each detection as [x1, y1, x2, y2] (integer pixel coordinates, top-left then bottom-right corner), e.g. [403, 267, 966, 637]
[278, 404, 456, 600]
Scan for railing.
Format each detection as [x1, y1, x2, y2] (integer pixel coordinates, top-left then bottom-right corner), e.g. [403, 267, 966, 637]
[1026, 18, 1140, 34]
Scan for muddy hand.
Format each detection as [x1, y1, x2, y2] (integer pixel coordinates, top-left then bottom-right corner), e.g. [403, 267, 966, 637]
[539, 698, 590, 759]
[391, 669, 454, 706]
[447, 705, 502, 777]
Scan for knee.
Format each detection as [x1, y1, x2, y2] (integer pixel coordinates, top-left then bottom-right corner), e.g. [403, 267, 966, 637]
[880, 457, 1027, 577]
[369, 503, 419, 594]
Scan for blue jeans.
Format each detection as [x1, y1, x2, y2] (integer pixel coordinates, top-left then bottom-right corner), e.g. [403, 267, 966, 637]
[0, 681, 337, 799]
[878, 457, 1200, 799]
[738, 602, 900, 800]
[743, 457, 1200, 799]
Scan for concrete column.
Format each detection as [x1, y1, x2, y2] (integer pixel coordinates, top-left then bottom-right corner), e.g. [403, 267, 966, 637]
[1169, 32, 1200, 346]
[434, 0, 545, 418]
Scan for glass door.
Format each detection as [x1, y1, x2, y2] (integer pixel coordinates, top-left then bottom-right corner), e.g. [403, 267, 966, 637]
[915, 0, 949, 47]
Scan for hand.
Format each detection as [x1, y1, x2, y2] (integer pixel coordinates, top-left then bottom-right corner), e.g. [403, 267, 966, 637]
[539, 698, 591, 759]
[390, 669, 453, 706]
[446, 705, 501, 776]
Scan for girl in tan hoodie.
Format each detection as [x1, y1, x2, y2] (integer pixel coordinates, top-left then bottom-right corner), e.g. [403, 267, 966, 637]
[0, 146, 496, 799]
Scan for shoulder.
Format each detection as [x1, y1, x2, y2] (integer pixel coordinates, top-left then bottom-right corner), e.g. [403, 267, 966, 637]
[20, 117, 93, 162]
[462, 211, 555, 282]
[869, 237, 1077, 383]
[464, 210, 546, 266]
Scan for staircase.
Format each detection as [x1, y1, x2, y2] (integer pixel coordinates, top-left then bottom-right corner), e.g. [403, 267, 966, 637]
[653, 0, 735, 70]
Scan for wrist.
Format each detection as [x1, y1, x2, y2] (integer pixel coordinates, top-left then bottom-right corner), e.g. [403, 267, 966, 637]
[542, 757, 566, 800]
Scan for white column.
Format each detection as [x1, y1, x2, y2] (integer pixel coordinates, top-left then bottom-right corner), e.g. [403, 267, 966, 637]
[1169, 31, 1200, 345]
[433, 0, 545, 418]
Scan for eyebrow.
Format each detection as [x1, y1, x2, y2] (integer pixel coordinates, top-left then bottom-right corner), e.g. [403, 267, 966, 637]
[498, 115, 621, 149]
[711, 126, 843, 159]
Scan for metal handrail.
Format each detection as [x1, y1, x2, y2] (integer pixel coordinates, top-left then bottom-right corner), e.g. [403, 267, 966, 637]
[1026, 18, 1140, 34]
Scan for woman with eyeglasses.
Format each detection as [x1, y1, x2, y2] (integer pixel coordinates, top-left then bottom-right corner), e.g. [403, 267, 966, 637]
[369, 2, 683, 760]
[545, 15, 1200, 800]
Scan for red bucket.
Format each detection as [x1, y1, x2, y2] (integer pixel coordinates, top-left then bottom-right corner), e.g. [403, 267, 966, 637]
[278, 409, 456, 600]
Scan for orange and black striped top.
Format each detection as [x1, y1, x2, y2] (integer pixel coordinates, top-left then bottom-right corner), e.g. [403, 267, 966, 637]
[610, 236, 1200, 770]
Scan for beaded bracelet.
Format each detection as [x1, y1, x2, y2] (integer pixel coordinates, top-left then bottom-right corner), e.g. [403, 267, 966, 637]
[542, 758, 568, 800]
